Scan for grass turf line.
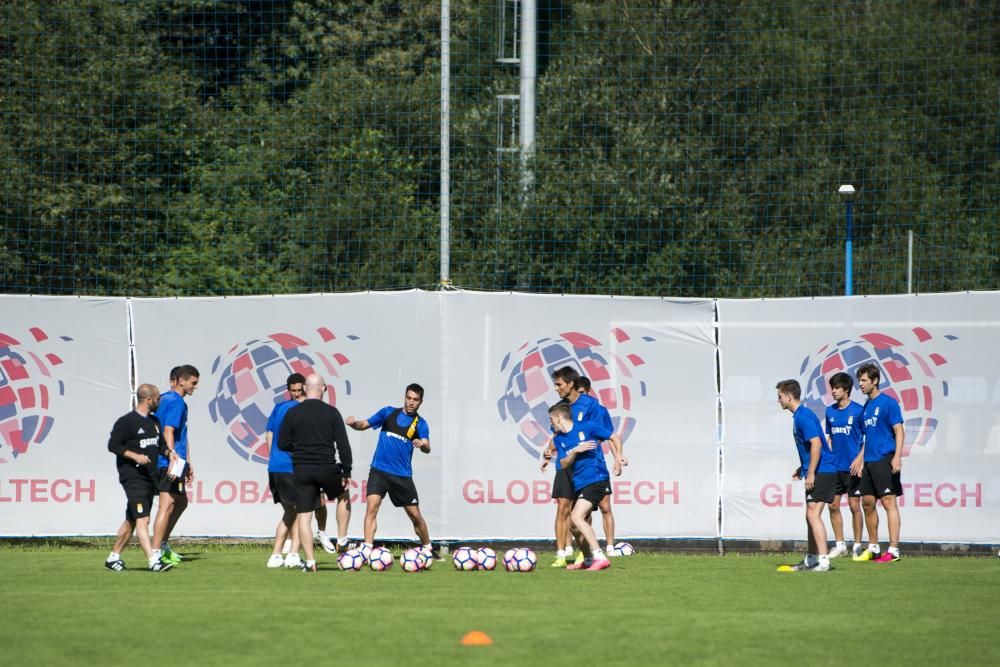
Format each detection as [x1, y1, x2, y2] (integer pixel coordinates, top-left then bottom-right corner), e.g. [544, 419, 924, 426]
[0, 547, 996, 667]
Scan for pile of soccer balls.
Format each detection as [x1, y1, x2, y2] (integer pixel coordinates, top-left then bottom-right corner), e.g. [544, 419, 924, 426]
[336, 544, 435, 572]
[450, 546, 537, 572]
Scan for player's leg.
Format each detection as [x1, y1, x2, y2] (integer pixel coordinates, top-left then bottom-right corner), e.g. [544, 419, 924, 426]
[334, 491, 352, 552]
[402, 504, 431, 545]
[314, 499, 337, 553]
[135, 515, 153, 559]
[848, 495, 864, 553]
[598, 494, 616, 554]
[569, 500, 598, 558]
[363, 493, 383, 546]
[296, 509, 316, 567]
[858, 494, 880, 559]
[877, 493, 901, 562]
[106, 515, 134, 571]
[828, 494, 845, 543]
[805, 501, 829, 557]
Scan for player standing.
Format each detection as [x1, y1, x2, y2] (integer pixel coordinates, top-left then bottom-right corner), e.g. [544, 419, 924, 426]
[151, 364, 199, 566]
[347, 383, 437, 559]
[853, 363, 905, 563]
[776, 379, 833, 572]
[575, 376, 626, 555]
[277, 374, 353, 572]
[104, 383, 173, 572]
[824, 372, 866, 559]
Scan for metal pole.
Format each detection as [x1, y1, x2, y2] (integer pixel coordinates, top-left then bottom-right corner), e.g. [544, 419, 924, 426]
[519, 0, 536, 199]
[907, 229, 913, 293]
[440, 0, 451, 287]
[838, 184, 856, 296]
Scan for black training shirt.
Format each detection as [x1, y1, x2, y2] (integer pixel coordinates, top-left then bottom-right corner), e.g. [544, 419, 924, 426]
[277, 399, 353, 476]
[107, 411, 164, 482]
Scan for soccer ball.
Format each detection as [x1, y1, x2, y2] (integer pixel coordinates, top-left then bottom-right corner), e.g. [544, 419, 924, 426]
[452, 547, 477, 571]
[357, 543, 373, 563]
[417, 546, 433, 570]
[337, 549, 364, 571]
[401, 548, 424, 573]
[505, 548, 537, 572]
[475, 547, 497, 571]
[369, 547, 393, 571]
[612, 542, 635, 556]
[503, 548, 517, 570]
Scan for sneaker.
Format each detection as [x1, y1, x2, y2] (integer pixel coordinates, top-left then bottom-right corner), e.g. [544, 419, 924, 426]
[149, 561, 173, 572]
[284, 553, 302, 569]
[317, 533, 337, 554]
[828, 544, 849, 559]
[852, 544, 864, 559]
[606, 547, 620, 558]
[813, 560, 832, 572]
[565, 560, 586, 571]
[573, 552, 585, 566]
[549, 556, 567, 568]
[300, 561, 317, 573]
[586, 558, 611, 571]
[783, 560, 817, 572]
[875, 551, 900, 563]
[104, 559, 126, 572]
[852, 549, 878, 562]
[161, 547, 182, 565]
[266, 554, 285, 569]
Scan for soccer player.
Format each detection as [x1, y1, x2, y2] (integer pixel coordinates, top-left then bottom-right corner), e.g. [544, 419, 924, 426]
[277, 374, 353, 572]
[824, 372, 866, 559]
[776, 379, 833, 572]
[853, 363, 905, 563]
[151, 364, 199, 566]
[347, 383, 437, 559]
[575, 376, 626, 555]
[548, 403, 614, 571]
[105, 383, 173, 572]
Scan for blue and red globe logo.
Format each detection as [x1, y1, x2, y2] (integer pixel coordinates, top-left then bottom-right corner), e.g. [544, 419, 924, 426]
[208, 328, 358, 464]
[497, 329, 653, 459]
[0, 328, 70, 464]
[800, 327, 955, 456]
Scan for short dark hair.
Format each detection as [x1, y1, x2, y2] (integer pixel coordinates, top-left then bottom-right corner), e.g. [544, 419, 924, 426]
[775, 379, 801, 400]
[552, 366, 580, 385]
[829, 372, 853, 392]
[548, 403, 572, 420]
[176, 364, 200, 380]
[406, 383, 424, 399]
[575, 376, 592, 392]
[168, 366, 180, 382]
[286, 373, 306, 389]
[856, 363, 880, 386]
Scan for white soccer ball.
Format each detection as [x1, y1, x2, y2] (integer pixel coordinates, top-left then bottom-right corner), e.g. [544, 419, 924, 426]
[452, 546, 477, 571]
[475, 547, 497, 571]
[503, 548, 517, 570]
[368, 547, 394, 571]
[612, 542, 635, 556]
[401, 548, 424, 572]
[417, 545, 433, 570]
[505, 547, 536, 572]
[337, 549, 365, 571]
[357, 543, 373, 563]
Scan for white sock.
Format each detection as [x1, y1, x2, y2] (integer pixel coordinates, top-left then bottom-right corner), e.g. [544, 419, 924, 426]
[593, 548, 606, 560]
[564, 546, 574, 556]
[149, 555, 160, 566]
[836, 541, 847, 549]
[305, 559, 316, 567]
[888, 546, 900, 556]
[422, 543, 432, 551]
[363, 542, 373, 548]
[819, 555, 830, 566]
[337, 537, 348, 546]
[557, 548, 566, 558]
[317, 530, 327, 538]
[151, 549, 162, 562]
[868, 543, 880, 553]
[107, 552, 120, 562]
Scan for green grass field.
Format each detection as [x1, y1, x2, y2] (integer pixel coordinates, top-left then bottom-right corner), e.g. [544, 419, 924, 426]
[1, 542, 997, 667]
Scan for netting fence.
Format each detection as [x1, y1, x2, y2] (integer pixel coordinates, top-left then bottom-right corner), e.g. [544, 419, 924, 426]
[1, 1, 997, 298]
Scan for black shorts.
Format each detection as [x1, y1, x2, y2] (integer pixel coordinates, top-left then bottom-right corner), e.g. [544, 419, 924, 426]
[805, 472, 836, 504]
[269, 472, 322, 510]
[834, 470, 862, 497]
[574, 480, 611, 508]
[860, 454, 903, 498]
[122, 477, 155, 520]
[293, 465, 345, 513]
[157, 466, 187, 496]
[367, 467, 419, 507]
[551, 468, 575, 501]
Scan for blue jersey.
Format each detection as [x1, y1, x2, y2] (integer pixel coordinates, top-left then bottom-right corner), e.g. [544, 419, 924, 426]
[155, 390, 188, 467]
[368, 406, 430, 478]
[266, 399, 301, 473]
[792, 405, 835, 475]
[825, 401, 864, 472]
[861, 393, 903, 461]
[553, 418, 613, 490]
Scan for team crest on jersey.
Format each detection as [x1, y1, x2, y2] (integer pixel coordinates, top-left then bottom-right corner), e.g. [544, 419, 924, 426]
[136, 503, 143, 514]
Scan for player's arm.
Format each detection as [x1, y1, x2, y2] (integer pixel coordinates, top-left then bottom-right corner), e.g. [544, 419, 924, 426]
[332, 415, 353, 485]
[890, 423, 904, 473]
[560, 441, 597, 469]
[108, 419, 150, 465]
[609, 434, 624, 476]
[805, 436, 822, 490]
[413, 438, 430, 454]
[346, 416, 370, 431]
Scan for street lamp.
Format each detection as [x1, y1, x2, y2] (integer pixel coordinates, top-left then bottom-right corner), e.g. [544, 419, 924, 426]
[838, 184, 856, 296]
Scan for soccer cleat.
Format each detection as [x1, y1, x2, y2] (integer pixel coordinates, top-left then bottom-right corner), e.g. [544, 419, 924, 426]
[565, 560, 586, 571]
[300, 561, 317, 573]
[149, 561, 173, 572]
[776, 561, 817, 572]
[317, 533, 337, 554]
[105, 559, 126, 572]
[550, 556, 568, 568]
[266, 554, 285, 568]
[853, 549, 878, 562]
[284, 553, 302, 569]
[161, 547, 182, 565]
[813, 561, 832, 572]
[573, 552, 585, 566]
[874, 551, 900, 563]
[828, 544, 849, 559]
[430, 547, 445, 562]
[586, 558, 611, 571]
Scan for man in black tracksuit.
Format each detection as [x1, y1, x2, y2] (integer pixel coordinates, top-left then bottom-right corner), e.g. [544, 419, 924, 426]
[104, 383, 173, 573]
[278, 373, 352, 572]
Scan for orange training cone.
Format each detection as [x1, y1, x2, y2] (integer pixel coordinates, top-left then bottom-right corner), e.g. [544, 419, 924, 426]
[461, 631, 493, 646]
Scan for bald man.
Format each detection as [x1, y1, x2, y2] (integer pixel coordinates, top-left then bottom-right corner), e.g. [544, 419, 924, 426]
[105, 384, 173, 572]
[277, 374, 353, 572]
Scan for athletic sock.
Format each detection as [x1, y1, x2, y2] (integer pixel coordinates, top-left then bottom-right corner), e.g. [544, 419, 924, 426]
[888, 546, 900, 557]
[556, 548, 566, 558]
[422, 543, 432, 551]
[305, 559, 316, 568]
[337, 537, 348, 546]
[818, 555, 830, 567]
[564, 546, 574, 557]
[151, 549, 162, 562]
[836, 541, 847, 549]
[107, 552, 120, 562]
[593, 548, 606, 560]
[317, 530, 328, 538]
[363, 542, 373, 548]
[868, 543, 880, 554]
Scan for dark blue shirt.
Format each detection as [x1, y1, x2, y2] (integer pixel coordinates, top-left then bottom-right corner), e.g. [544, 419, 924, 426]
[793, 405, 835, 476]
[825, 401, 864, 472]
[861, 393, 903, 461]
[266, 399, 300, 473]
[368, 406, 430, 478]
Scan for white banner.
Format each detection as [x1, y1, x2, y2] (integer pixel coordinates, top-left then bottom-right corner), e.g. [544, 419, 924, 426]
[719, 292, 1000, 544]
[0, 296, 131, 535]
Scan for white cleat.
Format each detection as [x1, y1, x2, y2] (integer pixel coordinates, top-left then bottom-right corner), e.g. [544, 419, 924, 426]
[284, 553, 302, 569]
[828, 544, 849, 559]
[267, 554, 285, 569]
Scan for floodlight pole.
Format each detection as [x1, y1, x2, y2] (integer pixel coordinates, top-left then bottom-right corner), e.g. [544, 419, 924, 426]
[838, 184, 856, 296]
[440, 0, 451, 288]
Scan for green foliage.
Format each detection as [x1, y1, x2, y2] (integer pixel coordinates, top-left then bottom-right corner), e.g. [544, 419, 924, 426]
[1, 1, 997, 296]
